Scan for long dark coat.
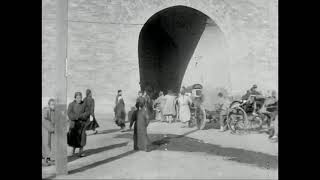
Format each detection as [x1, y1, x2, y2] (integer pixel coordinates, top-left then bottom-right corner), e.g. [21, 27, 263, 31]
[114, 96, 126, 128]
[83, 96, 100, 130]
[67, 100, 89, 148]
[132, 109, 150, 151]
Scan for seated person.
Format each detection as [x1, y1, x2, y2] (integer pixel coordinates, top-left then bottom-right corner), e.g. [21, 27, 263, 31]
[250, 84, 262, 96]
[241, 95, 258, 116]
[242, 84, 262, 100]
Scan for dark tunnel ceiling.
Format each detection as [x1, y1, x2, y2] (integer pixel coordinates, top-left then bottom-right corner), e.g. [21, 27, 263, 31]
[138, 6, 217, 98]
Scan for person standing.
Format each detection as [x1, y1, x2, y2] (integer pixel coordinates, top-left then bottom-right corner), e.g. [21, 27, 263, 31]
[132, 101, 150, 151]
[163, 90, 177, 123]
[177, 89, 192, 128]
[154, 91, 166, 122]
[215, 92, 231, 132]
[83, 89, 100, 134]
[136, 91, 145, 106]
[268, 90, 278, 142]
[42, 98, 56, 165]
[114, 90, 126, 130]
[128, 106, 137, 130]
[144, 90, 155, 119]
[67, 92, 90, 157]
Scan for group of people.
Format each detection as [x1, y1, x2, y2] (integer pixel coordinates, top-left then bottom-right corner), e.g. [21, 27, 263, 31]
[113, 89, 154, 151]
[42, 89, 100, 166]
[153, 88, 193, 127]
[42, 84, 278, 166]
[214, 84, 278, 142]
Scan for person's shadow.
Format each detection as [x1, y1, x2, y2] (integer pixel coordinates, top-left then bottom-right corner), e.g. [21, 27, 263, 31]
[114, 130, 278, 170]
[61, 129, 277, 177]
[67, 142, 129, 163]
[87, 129, 120, 136]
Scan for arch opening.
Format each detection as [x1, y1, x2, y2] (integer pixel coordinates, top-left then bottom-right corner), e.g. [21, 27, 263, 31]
[138, 6, 226, 101]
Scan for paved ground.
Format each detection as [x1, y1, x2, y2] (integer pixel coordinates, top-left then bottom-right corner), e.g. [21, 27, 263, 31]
[42, 114, 278, 179]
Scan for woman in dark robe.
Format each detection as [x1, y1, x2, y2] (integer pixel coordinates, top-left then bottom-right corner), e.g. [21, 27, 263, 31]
[67, 92, 90, 157]
[83, 89, 100, 134]
[114, 90, 126, 130]
[132, 101, 150, 151]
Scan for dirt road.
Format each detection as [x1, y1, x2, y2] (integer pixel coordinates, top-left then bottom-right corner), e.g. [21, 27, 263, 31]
[42, 114, 278, 179]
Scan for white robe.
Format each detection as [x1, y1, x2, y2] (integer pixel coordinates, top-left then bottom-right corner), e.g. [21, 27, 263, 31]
[178, 95, 192, 123]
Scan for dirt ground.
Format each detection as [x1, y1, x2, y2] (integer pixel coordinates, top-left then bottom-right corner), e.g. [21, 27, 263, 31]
[42, 114, 278, 179]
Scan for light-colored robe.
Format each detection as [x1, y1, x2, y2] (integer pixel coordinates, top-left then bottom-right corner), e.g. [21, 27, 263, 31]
[163, 94, 177, 116]
[154, 95, 166, 120]
[178, 95, 192, 123]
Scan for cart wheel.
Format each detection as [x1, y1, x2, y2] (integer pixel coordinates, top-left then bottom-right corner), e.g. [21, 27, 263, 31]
[227, 106, 247, 133]
[252, 115, 263, 129]
[229, 100, 242, 108]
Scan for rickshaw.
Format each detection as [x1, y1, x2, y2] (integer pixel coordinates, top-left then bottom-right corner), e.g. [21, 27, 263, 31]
[227, 94, 277, 133]
[187, 84, 207, 130]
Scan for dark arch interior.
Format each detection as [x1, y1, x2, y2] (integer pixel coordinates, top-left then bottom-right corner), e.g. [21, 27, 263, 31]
[138, 6, 215, 98]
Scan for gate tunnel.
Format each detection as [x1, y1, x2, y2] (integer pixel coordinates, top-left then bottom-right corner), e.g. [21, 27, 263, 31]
[138, 6, 220, 99]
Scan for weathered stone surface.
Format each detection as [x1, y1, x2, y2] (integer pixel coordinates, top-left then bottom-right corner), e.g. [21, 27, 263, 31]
[42, 0, 278, 113]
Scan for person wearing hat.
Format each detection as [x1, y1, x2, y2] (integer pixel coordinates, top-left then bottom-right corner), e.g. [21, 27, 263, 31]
[249, 84, 261, 96]
[242, 84, 261, 100]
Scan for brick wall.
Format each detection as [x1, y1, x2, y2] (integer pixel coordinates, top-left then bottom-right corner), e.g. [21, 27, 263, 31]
[42, 0, 278, 113]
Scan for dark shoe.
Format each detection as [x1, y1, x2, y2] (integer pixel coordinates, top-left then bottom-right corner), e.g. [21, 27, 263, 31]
[94, 130, 98, 134]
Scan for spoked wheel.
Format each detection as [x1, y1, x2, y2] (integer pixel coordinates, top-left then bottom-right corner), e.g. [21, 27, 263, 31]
[229, 100, 242, 109]
[248, 115, 263, 130]
[195, 106, 207, 130]
[227, 106, 248, 133]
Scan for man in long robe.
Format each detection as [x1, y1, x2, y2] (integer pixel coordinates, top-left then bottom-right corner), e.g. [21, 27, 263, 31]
[177, 90, 192, 127]
[132, 102, 150, 151]
[163, 90, 177, 123]
[114, 90, 126, 130]
[42, 98, 56, 165]
[154, 91, 166, 121]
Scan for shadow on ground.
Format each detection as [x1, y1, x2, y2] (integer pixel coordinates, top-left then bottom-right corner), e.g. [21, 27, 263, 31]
[87, 129, 121, 136]
[68, 150, 136, 175]
[45, 127, 276, 179]
[67, 142, 129, 163]
[114, 129, 278, 170]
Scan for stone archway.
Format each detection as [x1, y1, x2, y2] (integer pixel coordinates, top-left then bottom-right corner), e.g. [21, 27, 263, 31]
[138, 6, 230, 108]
